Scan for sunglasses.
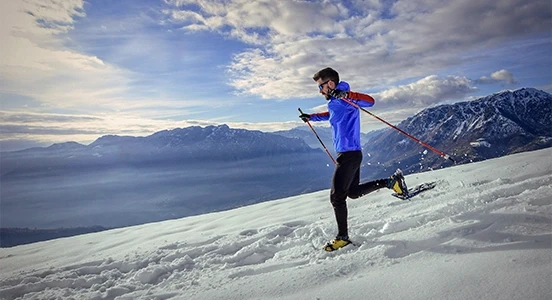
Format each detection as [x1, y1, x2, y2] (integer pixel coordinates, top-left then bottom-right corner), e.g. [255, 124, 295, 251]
[318, 80, 330, 90]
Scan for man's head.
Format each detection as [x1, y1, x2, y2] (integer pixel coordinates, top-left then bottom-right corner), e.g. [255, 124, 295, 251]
[313, 67, 340, 100]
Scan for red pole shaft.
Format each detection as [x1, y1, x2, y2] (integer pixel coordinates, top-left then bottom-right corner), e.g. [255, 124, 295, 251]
[340, 98, 455, 163]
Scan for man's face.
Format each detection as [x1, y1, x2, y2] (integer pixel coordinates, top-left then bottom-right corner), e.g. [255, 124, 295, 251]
[316, 78, 333, 100]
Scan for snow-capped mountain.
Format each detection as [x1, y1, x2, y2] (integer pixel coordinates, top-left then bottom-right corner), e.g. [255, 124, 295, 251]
[90, 124, 315, 159]
[1, 124, 330, 177]
[362, 88, 552, 174]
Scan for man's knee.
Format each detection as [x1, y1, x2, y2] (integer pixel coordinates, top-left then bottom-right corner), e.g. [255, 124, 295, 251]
[330, 192, 347, 207]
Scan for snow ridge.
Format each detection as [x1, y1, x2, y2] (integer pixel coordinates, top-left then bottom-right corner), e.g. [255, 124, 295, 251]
[0, 148, 551, 300]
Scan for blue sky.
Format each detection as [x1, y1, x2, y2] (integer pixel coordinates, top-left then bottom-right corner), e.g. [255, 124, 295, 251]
[1, 0, 551, 151]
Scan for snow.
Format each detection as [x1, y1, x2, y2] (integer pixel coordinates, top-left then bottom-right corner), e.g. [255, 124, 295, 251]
[1, 148, 551, 300]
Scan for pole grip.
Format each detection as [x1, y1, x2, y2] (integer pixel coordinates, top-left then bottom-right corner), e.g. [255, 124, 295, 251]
[298, 107, 336, 165]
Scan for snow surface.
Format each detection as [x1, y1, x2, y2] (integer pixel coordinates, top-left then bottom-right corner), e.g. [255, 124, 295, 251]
[1, 148, 551, 300]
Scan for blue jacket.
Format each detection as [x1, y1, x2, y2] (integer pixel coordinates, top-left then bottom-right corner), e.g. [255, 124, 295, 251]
[309, 81, 374, 153]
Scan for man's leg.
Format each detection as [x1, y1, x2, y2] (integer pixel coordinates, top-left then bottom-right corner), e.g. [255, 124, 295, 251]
[348, 178, 389, 199]
[330, 151, 362, 238]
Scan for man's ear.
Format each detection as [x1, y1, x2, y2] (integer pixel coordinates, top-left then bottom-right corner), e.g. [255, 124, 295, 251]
[328, 80, 336, 89]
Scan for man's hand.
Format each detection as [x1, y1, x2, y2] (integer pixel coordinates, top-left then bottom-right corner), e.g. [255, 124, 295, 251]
[299, 113, 311, 122]
[328, 89, 348, 99]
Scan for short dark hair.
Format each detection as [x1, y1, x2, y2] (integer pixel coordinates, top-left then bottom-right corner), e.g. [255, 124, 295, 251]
[313, 67, 339, 84]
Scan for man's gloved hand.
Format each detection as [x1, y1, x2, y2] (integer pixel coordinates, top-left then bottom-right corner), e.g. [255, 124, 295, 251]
[299, 113, 311, 122]
[328, 89, 348, 99]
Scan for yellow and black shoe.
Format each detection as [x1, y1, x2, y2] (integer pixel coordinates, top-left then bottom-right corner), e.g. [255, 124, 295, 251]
[323, 237, 352, 252]
[388, 168, 408, 196]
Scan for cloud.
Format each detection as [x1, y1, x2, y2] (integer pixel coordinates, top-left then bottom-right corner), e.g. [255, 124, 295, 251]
[536, 84, 552, 93]
[0, 111, 102, 124]
[476, 69, 516, 85]
[373, 75, 477, 108]
[165, 0, 551, 99]
[166, 0, 345, 43]
[0, 110, 202, 136]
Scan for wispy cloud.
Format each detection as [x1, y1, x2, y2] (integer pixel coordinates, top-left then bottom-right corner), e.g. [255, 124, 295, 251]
[0, 0, 220, 117]
[1, 1, 122, 104]
[0, 0, 152, 119]
[0, 110, 206, 139]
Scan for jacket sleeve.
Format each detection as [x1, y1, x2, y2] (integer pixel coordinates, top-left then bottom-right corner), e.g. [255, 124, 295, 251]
[347, 91, 375, 108]
[309, 111, 330, 121]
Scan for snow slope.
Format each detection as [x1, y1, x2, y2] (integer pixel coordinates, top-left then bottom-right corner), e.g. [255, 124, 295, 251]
[1, 148, 551, 300]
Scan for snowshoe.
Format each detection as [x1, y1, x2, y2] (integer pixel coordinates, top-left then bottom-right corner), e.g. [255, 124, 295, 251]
[388, 168, 408, 197]
[323, 236, 352, 252]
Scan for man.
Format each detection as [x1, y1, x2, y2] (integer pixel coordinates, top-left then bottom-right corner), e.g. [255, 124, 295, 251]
[299, 67, 407, 252]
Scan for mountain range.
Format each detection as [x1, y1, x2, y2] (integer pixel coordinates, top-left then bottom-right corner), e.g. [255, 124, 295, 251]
[1, 87, 550, 245]
[2, 125, 318, 171]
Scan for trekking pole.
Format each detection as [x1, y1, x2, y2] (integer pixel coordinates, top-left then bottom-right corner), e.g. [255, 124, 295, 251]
[298, 108, 337, 165]
[339, 94, 456, 164]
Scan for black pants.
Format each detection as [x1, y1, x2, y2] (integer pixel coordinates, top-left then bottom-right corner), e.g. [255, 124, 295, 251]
[330, 151, 388, 237]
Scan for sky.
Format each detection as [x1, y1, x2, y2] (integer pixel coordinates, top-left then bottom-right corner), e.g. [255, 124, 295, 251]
[0, 148, 550, 299]
[1, 0, 551, 151]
